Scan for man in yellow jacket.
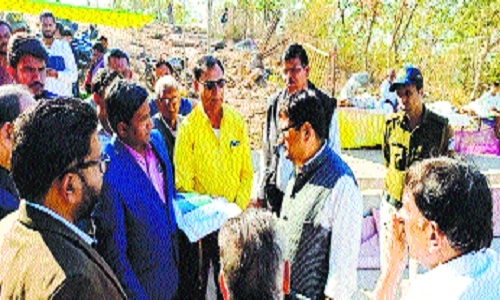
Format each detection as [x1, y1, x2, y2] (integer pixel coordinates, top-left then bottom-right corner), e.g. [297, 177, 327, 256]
[174, 55, 253, 299]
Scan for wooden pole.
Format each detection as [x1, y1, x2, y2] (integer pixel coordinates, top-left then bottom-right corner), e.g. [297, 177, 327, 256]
[207, 0, 212, 53]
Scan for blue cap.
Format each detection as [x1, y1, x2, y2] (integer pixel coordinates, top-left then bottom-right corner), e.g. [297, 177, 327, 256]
[389, 66, 423, 92]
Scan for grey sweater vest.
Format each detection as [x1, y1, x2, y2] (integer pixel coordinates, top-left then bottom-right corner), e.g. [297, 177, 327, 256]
[280, 146, 356, 299]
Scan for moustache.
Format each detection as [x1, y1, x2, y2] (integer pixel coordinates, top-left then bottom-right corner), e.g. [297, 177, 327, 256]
[42, 31, 54, 38]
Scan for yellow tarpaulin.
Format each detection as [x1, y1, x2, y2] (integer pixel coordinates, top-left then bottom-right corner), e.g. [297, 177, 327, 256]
[338, 108, 385, 149]
[0, 0, 154, 28]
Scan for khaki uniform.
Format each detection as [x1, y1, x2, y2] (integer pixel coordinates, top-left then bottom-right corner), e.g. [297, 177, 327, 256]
[383, 105, 454, 205]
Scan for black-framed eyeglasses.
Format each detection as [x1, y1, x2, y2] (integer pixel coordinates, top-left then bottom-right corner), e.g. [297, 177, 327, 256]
[62, 153, 110, 177]
[199, 79, 225, 90]
[278, 123, 302, 139]
[159, 96, 180, 105]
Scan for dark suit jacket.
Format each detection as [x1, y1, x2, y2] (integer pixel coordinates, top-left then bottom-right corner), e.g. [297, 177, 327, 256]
[0, 166, 19, 220]
[93, 130, 178, 300]
[0, 201, 126, 299]
[152, 113, 176, 166]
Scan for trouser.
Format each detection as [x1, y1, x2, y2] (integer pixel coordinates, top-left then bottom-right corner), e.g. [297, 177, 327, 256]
[379, 194, 419, 282]
[174, 231, 223, 300]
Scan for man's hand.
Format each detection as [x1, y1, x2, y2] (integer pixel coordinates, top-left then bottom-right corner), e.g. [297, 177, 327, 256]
[247, 198, 264, 209]
[372, 213, 408, 300]
[46, 68, 58, 79]
[386, 212, 408, 270]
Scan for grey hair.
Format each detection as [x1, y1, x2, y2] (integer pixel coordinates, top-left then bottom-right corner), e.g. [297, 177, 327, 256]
[0, 84, 35, 124]
[155, 75, 179, 98]
[219, 208, 284, 300]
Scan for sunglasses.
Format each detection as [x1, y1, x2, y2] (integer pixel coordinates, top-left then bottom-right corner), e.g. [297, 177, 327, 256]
[199, 79, 225, 90]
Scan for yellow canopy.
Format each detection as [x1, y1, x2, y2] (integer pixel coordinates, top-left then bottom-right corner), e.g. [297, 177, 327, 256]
[1, 0, 154, 28]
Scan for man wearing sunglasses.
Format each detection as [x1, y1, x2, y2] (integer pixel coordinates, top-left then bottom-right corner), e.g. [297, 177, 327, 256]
[260, 43, 341, 215]
[0, 98, 126, 299]
[381, 66, 454, 278]
[278, 90, 362, 300]
[175, 55, 253, 299]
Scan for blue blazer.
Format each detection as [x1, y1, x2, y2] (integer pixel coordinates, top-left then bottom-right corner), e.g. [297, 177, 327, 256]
[93, 130, 178, 300]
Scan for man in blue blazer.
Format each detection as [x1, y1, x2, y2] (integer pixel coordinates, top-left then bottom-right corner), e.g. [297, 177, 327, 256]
[93, 80, 178, 299]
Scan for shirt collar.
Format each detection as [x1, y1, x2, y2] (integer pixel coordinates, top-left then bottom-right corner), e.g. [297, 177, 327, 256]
[402, 104, 429, 130]
[298, 142, 327, 175]
[159, 115, 181, 135]
[121, 140, 153, 162]
[25, 201, 94, 245]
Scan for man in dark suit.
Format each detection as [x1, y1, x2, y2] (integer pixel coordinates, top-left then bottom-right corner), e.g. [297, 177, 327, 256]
[152, 75, 184, 166]
[0, 98, 126, 299]
[0, 85, 34, 220]
[93, 80, 179, 299]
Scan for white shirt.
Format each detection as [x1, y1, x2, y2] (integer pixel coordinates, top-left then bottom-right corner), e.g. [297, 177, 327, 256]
[465, 91, 500, 118]
[276, 111, 341, 192]
[287, 144, 363, 299]
[380, 78, 398, 114]
[26, 201, 94, 245]
[340, 77, 361, 101]
[44, 39, 78, 97]
[405, 248, 500, 300]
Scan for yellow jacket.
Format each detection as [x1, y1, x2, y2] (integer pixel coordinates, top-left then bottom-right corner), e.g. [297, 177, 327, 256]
[174, 104, 253, 209]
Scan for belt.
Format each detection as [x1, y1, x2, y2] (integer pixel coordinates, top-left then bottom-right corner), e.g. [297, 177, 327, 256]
[383, 192, 403, 210]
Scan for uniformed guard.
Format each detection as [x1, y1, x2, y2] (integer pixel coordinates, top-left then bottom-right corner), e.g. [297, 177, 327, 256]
[380, 66, 455, 275]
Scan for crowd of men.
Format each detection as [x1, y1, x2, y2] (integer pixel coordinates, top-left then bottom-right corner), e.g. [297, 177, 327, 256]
[1, 10, 500, 300]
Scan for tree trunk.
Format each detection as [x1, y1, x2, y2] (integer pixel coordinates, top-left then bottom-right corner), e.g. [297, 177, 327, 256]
[390, 1, 405, 63]
[470, 37, 500, 100]
[364, 1, 379, 70]
[207, 0, 212, 53]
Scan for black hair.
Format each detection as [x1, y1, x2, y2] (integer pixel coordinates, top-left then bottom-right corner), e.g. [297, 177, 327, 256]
[39, 10, 56, 23]
[92, 42, 105, 54]
[7, 32, 49, 68]
[55, 22, 63, 33]
[61, 27, 73, 37]
[282, 43, 309, 67]
[106, 80, 149, 134]
[0, 85, 27, 125]
[11, 98, 98, 203]
[156, 59, 174, 75]
[192, 55, 225, 81]
[279, 89, 327, 140]
[105, 48, 130, 67]
[92, 68, 123, 95]
[405, 157, 493, 253]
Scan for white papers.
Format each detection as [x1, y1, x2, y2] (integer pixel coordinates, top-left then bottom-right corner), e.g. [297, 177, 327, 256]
[173, 192, 242, 242]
